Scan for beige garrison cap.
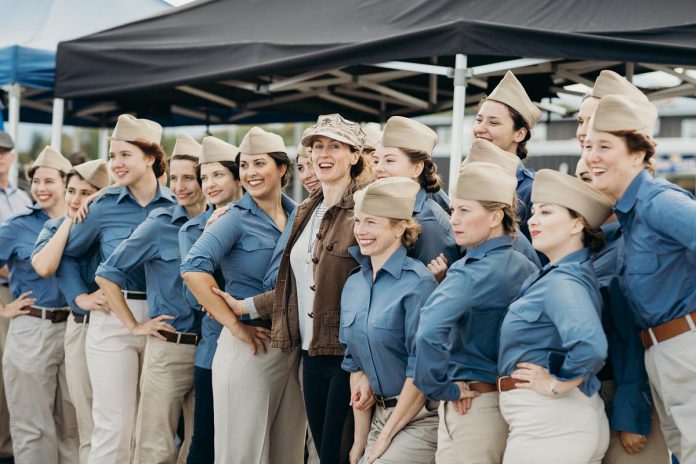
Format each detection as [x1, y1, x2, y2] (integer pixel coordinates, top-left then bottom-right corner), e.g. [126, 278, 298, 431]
[462, 139, 519, 175]
[590, 70, 648, 101]
[199, 136, 239, 164]
[487, 71, 542, 128]
[301, 114, 365, 149]
[362, 125, 383, 151]
[239, 127, 286, 155]
[532, 169, 613, 229]
[32, 146, 72, 173]
[73, 159, 111, 190]
[353, 177, 420, 220]
[590, 95, 658, 139]
[455, 162, 517, 206]
[381, 116, 438, 155]
[296, 127, 312, 158]
[172, 133, 202, 159]
[111, 114, 163, 145]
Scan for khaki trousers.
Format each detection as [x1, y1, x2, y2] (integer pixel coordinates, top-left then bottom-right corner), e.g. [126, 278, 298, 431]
[364, 402, 438, 464]
[212, 329, 306, 464]
[600, 381, 670, 464]
[0, 285, 13, 458]
[436, 392, 508, 464]
[500, 388, 609, 464]
[85, 299, 148, 464]
[133, 336, 196, 464]
[64, 315, 93, 464]
[644, 329, 696, 463]
[3, 314, 79, 464]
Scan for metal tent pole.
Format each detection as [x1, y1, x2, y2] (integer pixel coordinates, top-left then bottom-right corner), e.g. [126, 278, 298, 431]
[448, 54, 468, 192]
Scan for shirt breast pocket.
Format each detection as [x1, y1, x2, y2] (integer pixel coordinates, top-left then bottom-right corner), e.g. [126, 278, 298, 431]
[372, 308, 405, 330]
[105, 227, 132, 248]
[508, 303, 544, 324]
[625, 251, 659, 275]
[240, 236, 276, 252]
[160, 247, 180, 262]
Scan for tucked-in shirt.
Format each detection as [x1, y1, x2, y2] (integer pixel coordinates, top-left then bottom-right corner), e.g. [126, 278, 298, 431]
[593, 220, 652, 435]
[516, 162, 535, 241]
[181, 191, 296, 308]
[63, 185, 176, 291]
[499, 248, 607, 397]
[415, 236, 537, 401]
[179, 207, 222, 369]
[614, 170, 696, 328]
[411, 188, 459, 266]
[32, 216, 100, 315]
[98, 204, 200, 332]
[340, 245, 437, 398]
[0, 205, 66, 307]
[0, 181, 32, 285]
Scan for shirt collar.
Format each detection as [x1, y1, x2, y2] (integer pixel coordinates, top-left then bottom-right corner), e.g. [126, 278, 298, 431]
[600, 220, 621, 241]
[615, 170, 649, 214]
[171, 204, 190, 223]
[348, 245, 409, 280]
[412, 188, 426, 214]
[466, 235, 512, 262]
[29, 203, 49, 220]
[515, 162, 526, 182]
[116, 184, 175, 205]
[551, 248, 590, 268]
[0, 180, 17, 194]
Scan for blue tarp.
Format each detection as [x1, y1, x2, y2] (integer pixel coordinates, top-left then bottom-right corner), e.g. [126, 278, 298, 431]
[0, 0, 169, 89]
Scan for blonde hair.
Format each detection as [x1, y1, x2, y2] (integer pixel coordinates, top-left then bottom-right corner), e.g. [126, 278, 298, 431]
[389, 218, 422, 248]
[479, 198, 520, 240]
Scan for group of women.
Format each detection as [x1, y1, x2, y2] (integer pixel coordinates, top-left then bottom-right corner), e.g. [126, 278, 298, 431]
[0, 67, 693, 464]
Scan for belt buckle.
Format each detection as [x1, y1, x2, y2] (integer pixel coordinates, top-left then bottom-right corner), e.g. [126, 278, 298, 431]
[176, 332, 182, 344]
[375, 396, 386, 408]
[496, 377, 504, 392]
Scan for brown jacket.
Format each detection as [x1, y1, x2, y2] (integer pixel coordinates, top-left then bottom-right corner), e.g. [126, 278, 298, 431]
[253, 180, 360, 355]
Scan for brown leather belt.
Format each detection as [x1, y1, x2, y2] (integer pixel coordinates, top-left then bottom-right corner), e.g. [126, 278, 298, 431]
[639, 310, 696, 349]
[497, 376, 529, 393]
[72, 312, 90, 324]
[123, 291, 147, 301]
[242, 318, 272, 330]
[467, 381, 497, 393]
[157, 330, 200, 346]
[27, 306, 70, 323]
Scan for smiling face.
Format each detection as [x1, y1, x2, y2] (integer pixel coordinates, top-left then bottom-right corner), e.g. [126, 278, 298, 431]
[449, 196, 502, 248]
[310, 136, 358, 185]
[372, 143, 423, 182]
[576, 96, 600, 152]
[528, 203, 583, 258]
[169, 158, 204, 209]
[31, 167, 66, 211]
[297, 154, 320, 193]
[584, 129, 644, 201]
[108, 140, 153, 187]
[474, 100, 527, 155]
[65, 175, 98, 217]
[239, 153, 285, 201]
[353, 208, 404, 259]
[200, 162, 240, 207]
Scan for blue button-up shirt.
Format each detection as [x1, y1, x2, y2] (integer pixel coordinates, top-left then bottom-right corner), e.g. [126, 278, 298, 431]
[411, 188, 459, 267]
[32, 216, 100, 315]
[97, 204, 201, 333]
[614, 170, 696, 328]
[415, 236, 537, 401]
[0, 205, 66, 307]
[499, 248, 607, 397]
[593, 220, 652, 435]
[181, 192, 296, 302]
[62, 185, 176, 292]
[0, 181, 32, 285]
[516, 162, 535, 241]
[428, 189, 452, 215]
[340, 246, 437, 398]
[179, 207, 222, 369]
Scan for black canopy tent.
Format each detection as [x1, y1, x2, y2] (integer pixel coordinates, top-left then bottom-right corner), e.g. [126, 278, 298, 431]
[55, 0, 696, 182]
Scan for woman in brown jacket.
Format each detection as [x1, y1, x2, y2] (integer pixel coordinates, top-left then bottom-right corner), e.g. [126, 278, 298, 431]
[218, 113, 371, 463]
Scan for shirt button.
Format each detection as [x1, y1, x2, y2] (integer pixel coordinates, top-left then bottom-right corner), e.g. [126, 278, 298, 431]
[310, 285, 316, 291]
[312, 257, 319, 264]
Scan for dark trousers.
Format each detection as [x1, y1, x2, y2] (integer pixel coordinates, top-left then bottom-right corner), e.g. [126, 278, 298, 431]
[302, 352, 352, 464]
[187, 366, 214, 464]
